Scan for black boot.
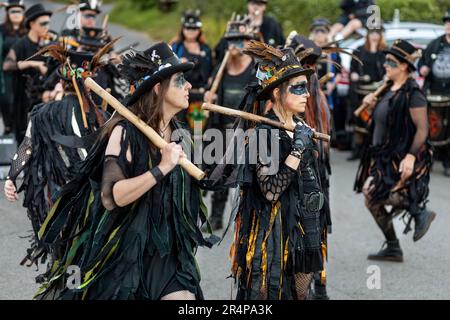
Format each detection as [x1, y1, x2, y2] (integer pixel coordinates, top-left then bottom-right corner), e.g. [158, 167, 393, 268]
[367, 240, 403, 262]
[312, 282, 330, 300]
[412, 209, 436, 242]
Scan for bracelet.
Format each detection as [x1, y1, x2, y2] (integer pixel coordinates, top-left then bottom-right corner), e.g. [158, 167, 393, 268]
[150, 166, 165, 183]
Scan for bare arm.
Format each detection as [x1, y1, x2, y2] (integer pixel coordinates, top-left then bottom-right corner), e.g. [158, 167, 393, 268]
[101, 126, 183, 210]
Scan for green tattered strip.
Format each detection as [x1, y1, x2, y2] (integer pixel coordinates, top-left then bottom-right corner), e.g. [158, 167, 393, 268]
[38, 197, 62, 240]
[83, 191, 95, 225]
[78, 225, 121, 290]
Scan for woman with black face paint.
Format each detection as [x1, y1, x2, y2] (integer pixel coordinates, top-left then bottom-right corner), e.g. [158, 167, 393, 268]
[221, 41, 324, 300]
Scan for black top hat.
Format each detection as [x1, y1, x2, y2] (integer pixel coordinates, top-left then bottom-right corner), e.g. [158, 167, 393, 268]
[285, 32, 322, 67]
[57, 51, 95, 81]
[6, 0, 25, 10]
[310, 18, 331, 32]
[119, 42, 194, 107]
[182, 10, 202, 29]
[79, 0, 102, 13]
[384, 39, 422, 71]
[24, 4, 52, 29]
[443, 9, 450, 22]
[79, 27, 107, 48]
[248, 0, 268, 3]
[243, 40, 314, 100]
[224, 14, 255, 40]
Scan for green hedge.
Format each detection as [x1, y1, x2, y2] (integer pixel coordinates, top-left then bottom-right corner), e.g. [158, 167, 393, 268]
[110, 0, 449, 46]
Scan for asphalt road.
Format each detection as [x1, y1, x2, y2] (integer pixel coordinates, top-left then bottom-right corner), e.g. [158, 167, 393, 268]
[1, 148, 449, 300]
[0, 1, 449, 301]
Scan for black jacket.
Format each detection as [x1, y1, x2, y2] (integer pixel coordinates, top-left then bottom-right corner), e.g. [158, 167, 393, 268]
[418, 35, 449, 93]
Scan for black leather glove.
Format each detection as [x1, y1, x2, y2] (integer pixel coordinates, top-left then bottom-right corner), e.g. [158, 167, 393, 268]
[291, 123, 314, 157]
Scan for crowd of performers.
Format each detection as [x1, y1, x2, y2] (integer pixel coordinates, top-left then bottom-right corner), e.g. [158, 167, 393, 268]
[0, 0, 448, 300]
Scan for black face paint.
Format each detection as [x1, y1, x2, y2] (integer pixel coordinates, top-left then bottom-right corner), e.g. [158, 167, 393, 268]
[288, 81, 309, 96]
[384, 58, 399, 69]
[174, 73, 187, 88]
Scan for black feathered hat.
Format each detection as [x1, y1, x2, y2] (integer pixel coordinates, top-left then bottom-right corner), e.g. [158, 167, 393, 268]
[6, 0, 25, 10]
[79, 0, 102, 14]
[384, 39, 422, 71]
[182, 10, 202, 29]
[243, 40, 314, 100]
[119, 42, 194, 107]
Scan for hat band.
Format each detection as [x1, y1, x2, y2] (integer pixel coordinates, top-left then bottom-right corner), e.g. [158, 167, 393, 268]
[261, 65, 303, 86]
[391, 45, 422, 64]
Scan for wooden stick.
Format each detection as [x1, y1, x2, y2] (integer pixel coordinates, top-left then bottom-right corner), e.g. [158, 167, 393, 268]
[101, 88, 111, 112]
[85, 77, 205, 181]
[354, 81, 390, 117]
[319, 72, 334, 86]
[202, 102, 331, 142]
[72, 76, 88, 129]
[102, 14, 109, 31]
[209, 50, 231, 99]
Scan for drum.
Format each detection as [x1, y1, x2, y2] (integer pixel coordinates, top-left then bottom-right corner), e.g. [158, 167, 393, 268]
[427, 95, 450, 147]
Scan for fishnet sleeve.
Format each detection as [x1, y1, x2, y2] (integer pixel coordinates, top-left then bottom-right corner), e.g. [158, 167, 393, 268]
[256, 160, 297, 202]
[101, 125, 131, 211]
[101, 156, 127, 211]
[3, 49, 18, 71]
[7, 122, 32, 183]
[408, 106, 428, 156]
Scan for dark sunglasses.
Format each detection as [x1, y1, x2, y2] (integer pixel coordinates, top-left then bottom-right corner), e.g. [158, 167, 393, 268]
[384, 58, 399, 68]
[8, 9, 24, 15]
[288, 82, 309, 96]
[39, 21, 50, 27]
[184, 27, 200, 31]
[82, 14, 97, 20]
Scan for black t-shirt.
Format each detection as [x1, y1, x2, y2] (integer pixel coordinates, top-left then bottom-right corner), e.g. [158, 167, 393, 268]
[430, 39, 450, 95]
[12, 35, 46, 107]
[259, 16, 285, 47]
[372, 88, 427, 146]
[217, 60, 255, 126]
[350, 45, 385, 83]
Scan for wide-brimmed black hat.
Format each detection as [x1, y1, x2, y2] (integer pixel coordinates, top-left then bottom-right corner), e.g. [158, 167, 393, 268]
[24, 4, 52, 29]
[384, 39, 422, 71]
[79, 27, 107, 48]
[6, 0, 25, 10]
[79, 0, 102, 13]
[285, 32, 322, 67]
[243, 40, 314, 100]
[182, 10, 202, 29]
[443, 9, 450, 22]
[224, 14, 255, 40]
[119, 42, 194, 107]
[310, 18, 331, 32]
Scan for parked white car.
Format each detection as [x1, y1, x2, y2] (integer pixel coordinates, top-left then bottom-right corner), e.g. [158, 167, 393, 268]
[336, 21, 445, 96]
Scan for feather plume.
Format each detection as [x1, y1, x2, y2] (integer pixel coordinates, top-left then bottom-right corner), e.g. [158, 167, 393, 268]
[91, 37, 121, 71]
[119, 49, 158, 83]
[26, 43, 68, 63]
[243, 40, 284, 66]
[322, 46, 363, 65]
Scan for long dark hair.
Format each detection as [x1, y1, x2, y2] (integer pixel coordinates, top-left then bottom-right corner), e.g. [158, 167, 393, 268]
[3, 8, 27, 37]
[102, 78, 172, 148]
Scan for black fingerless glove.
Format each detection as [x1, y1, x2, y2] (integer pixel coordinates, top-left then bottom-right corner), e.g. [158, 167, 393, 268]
[291, 123, 314, 158]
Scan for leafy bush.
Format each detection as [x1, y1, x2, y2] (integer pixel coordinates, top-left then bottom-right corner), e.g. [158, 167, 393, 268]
[111, 0, 449, 46]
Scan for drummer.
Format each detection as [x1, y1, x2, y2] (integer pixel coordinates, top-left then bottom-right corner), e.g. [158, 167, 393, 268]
[419, 9, 450, 177]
